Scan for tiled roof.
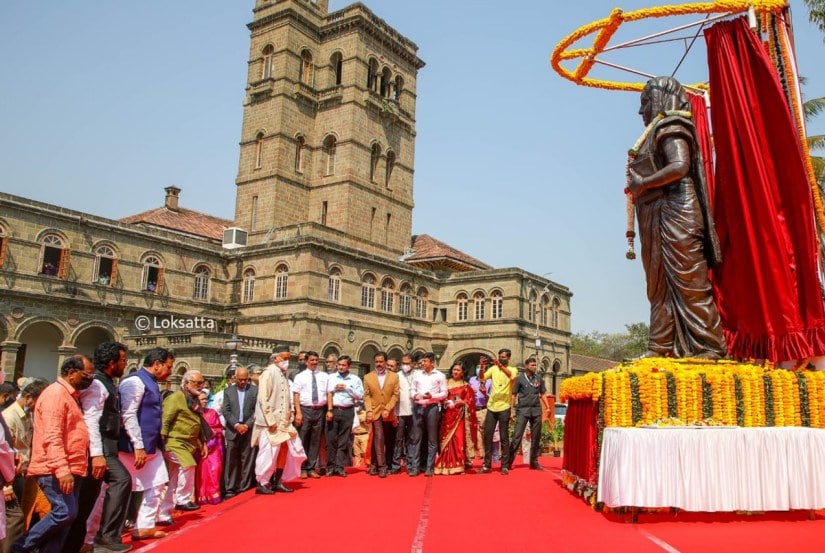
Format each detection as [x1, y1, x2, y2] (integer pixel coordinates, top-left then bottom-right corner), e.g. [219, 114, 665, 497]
[120, 206, 233, 242]
[570, 353, 619, 373]
[405, 234, 492, 272]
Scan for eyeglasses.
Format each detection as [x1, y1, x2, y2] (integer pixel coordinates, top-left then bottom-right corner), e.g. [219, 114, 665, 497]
[190, 380, 205, 387]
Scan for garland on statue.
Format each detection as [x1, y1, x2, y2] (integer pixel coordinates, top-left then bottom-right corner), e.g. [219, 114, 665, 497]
[625, 110, 692, 260]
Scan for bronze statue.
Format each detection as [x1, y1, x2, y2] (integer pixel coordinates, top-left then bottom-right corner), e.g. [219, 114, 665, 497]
[626, 76, 726, 359]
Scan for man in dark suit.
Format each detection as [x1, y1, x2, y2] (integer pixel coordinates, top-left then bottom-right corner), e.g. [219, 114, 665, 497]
[221, 367, 258, 498]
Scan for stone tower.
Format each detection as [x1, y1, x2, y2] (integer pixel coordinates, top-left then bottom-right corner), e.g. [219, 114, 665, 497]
[234, 0, 425, 256]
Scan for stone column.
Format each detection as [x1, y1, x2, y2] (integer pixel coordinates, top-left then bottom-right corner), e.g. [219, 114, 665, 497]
[0, 341, 21, 384]
[56, 345, 78, 379]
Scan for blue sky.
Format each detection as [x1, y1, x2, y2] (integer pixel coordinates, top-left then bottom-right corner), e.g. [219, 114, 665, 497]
[1, 0, 823, 334]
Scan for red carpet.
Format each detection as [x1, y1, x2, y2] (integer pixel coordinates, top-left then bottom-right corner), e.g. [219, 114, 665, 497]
[128, 457, 825, 553]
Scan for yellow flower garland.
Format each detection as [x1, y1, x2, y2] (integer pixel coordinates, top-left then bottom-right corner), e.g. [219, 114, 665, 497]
[551, 0, 789, 92]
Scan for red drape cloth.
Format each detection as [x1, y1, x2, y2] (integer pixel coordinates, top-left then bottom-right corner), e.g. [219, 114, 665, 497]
[561, 399, 599, 483]
[704, 17, 825, 362]
[688, 93, 715, 205]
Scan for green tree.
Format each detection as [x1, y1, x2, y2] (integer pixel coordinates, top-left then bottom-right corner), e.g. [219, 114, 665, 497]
[803, 0, 825, 38]
[571, 323, 649, 361]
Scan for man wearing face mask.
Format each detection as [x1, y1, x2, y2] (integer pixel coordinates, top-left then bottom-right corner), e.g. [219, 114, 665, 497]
[390, 354, 416, 475]
[64, 342, 132, 553]
[253, 347, 306, 494]
[11, 355, 92, 553]
[3, 379, 47, 552]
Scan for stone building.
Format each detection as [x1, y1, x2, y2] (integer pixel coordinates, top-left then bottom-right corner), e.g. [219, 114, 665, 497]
[0, 0, 572, 389]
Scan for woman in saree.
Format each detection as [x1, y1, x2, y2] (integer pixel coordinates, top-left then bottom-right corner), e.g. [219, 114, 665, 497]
[434, 363, 477, 475]
[195, 390, 224, 504]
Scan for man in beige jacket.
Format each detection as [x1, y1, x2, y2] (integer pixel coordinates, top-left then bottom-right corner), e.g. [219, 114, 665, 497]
[363, 352, 400, 478]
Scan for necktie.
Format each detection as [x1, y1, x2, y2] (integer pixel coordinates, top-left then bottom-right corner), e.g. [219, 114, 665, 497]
[311, 371, 318, 404]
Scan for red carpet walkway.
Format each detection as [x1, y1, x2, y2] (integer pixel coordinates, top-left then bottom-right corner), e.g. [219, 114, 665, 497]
[128, 457, 825, 553]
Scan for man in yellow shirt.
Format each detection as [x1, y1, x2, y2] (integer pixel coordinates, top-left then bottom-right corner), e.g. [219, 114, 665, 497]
[479, 349, 517, 475]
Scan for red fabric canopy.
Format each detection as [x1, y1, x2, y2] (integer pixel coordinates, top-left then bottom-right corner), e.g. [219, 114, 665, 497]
[705, 17, 825, 362]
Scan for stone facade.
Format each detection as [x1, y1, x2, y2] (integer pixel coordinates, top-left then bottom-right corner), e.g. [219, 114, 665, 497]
[0, 0, 572, 389]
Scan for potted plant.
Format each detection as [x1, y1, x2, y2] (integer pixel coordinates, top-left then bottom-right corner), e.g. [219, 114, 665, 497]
[539, 420, 554, 455]
[550, 419, 564, 457]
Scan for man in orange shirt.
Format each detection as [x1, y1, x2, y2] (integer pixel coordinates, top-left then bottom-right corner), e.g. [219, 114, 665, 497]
[12, 355, 93, 553]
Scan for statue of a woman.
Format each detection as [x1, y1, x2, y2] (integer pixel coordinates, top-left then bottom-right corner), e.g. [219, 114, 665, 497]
[627, 76, 726, 359]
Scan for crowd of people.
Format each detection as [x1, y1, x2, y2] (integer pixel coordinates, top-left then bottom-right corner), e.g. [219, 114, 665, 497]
[0, 343, 551, 553]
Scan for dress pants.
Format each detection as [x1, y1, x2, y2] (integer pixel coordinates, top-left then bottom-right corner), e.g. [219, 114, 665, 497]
[370, 418, 397, 470]
[62, 465, 101, 553]
[298, 406, 326, 472]
[391, 415, 413, 471]
[325, 407, 354, 471]
[96, 448, 132, 544]
[509, 411, 542, 467]
[13, 475, 80, 553]
[411, 404, 441, 472]
[483, 408, 511, 469]
[223, 431, 255, 494]
[158, 453, 194, 520]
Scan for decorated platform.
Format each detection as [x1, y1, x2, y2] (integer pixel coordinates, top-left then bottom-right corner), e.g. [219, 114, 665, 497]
[559, 359, 825, 512]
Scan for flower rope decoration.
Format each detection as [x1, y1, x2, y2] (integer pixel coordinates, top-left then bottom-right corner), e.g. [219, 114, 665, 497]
[625, 110, 691, 259]
[797, 372, 811, 427]
[734, 374, 745, 426]
[763, 374, 775, 426]
[550, 0, 789, 93]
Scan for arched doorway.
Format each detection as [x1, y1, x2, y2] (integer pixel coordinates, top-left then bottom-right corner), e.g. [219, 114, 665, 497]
[357, 343, 380, 377]
[17, 321, 64, 382]
[73, 326, 114, 359]
[387, 346, 405, 363]
[454, 350, 493, 378]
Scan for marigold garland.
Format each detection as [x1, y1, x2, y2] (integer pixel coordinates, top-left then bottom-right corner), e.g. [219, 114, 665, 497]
[551, 0, 789, 92]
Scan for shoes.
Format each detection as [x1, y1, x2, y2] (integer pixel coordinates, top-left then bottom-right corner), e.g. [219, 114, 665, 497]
[408, 470, 419, 477]
[479, 466, 492, 473]
[529, 464, 546, 471]
[156, 518, 175, 526]
[274, 482, 294, 493]
[424, 470, 434, 477]
[300, 470, 308, 479]
[308, 471, 321, 479]
[388, 468, 400, 474]
[318, 468, 327, 476]
[255, 484, 275, 495]
[223, 491, 237, 499]
[174, 502, 200, 511]
[379, 467, 387, 478]
[368, 466, 378, 476]
[131, 529, 167, 540]
[337, 469, 348, 478]
[500, 468, 509, 476]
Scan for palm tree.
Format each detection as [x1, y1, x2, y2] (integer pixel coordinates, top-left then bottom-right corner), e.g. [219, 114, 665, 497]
[804, 0, 825, 38]
[805, 95, 825, 187]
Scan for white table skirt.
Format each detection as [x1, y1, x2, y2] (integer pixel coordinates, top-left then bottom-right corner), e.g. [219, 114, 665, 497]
[597, 426, 825, 511]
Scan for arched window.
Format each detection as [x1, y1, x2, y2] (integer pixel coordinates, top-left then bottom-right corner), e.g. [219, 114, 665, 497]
[274, 264, 288, 299]
[255, 132, 264, 169]
[361, 274, 376, 309]
[415, 287, 429, 319]
[528, 290, 538, 323]
[193, 265, 210, 301]
[394, 75, 404, 101]
[328, 268, 341, 302]
[456, 293, 469, 322]
[540, 294, 550, 326]
[473, 292, 486, 320]
[367, 57, 379, 91]
[380, 67, 392, 97]
[299, 49, 314, 86]
[330, 51, 343, 86]
[385, 150, 396, 187]
[399, 283, 412, 316]
[242, 268, 256, 303]
[261, 44, 275, 80]
[323, 135, 336, 176]
[141, 255, 164, 294]
[93, 244, 118, 286]
[491, 290, 503, 319]
[295, 135, 305, 173]
[552, 297, 561, 329]
[380, 278, 394, 313]
[0, 226, 7, 269]
[40, 234, 70, 279]
[370, 143, 381, 182]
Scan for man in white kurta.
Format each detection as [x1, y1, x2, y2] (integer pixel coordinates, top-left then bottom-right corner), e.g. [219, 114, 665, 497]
[118, 349, 173, 540]
[253, 349, 306, 495]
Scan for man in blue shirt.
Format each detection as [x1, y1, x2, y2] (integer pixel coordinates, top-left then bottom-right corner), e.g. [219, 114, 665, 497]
[325, 356, 363, 477]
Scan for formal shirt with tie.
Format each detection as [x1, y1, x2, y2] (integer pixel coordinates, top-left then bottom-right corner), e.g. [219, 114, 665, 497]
[293, 369, 330, 407]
